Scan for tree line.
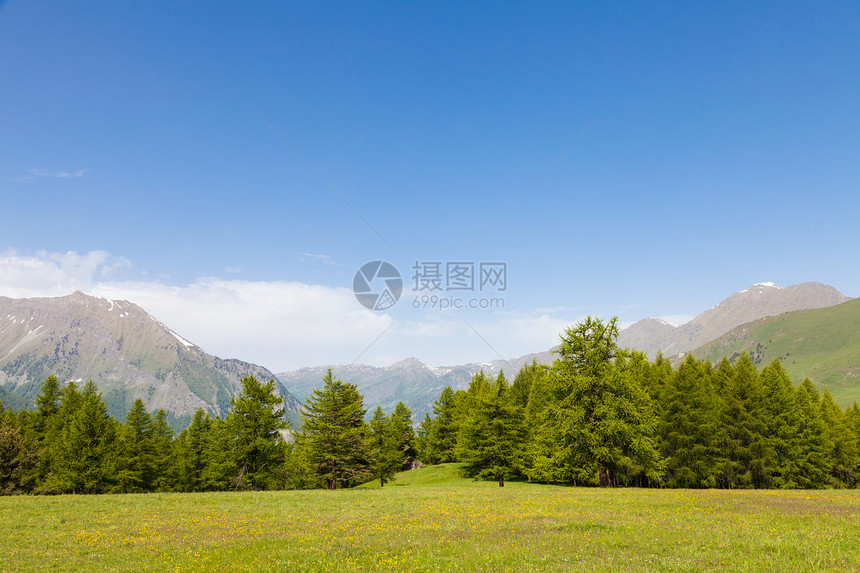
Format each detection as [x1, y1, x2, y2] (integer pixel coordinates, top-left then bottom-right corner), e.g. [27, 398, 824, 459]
[417, 316, 860, 488]
[1, 315, 858, 494]
[0, 368, 420, 494]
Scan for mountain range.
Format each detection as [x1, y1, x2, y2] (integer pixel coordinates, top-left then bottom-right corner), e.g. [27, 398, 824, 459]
[692, 297, 860, 406]
[0, 291, 302, 428]
[276, 351, 554, 421]
[0, 280, 854, 430]
[617, 282, 850, 358]
[277, 281, 855, 419]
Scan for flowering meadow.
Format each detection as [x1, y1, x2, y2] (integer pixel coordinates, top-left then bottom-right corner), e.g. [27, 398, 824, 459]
[2, 464, 858, 572]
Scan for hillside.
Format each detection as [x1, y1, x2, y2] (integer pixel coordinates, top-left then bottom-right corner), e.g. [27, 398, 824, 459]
[691, 297, 860, 406]
[618, 282, 850, 357]
[0, 291, 302, 428]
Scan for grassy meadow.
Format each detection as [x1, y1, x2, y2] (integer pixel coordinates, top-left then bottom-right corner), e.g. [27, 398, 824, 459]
[2, 464, 859, 572]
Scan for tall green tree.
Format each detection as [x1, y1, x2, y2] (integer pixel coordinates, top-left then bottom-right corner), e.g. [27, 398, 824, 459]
[792, 379, 831, 488]
[390, 402, 417, 471]
[427, 386, 458, 463]
[659, 355, 720, 488]
[299, 369, 369, 489]
[416, 413, 435, 464]
[0, 412, 37, 494]
[174, 408, 213, 491]
[819, 391, 859, 487]
[529, 316, 663, 486]
[456, 372, 525, 486]
[115, 398, 155, 492]
[34, 375, 62, 436]
[368, 406, 401, 487]
[151, 409, 176, 491]
[224, 376, 289, 490]
[46, 381, 117, 494]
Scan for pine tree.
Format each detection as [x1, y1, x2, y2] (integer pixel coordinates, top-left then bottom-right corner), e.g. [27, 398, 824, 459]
[389, 402, 417, 471]
[151, 409, 176, 491]
[200, 416, 236, 490]
[416, 414, 435, 464]
[174, 408, 213, 491]
[819, 391, 859, 487]
[115, 398, 155, 492]
[660, 355, 720, 488]
[47, 381, 117, 494]
[299, 369, 369, 489]
[0, 412, 37, 494]
[715, 353, 768, 488]
[758, 360, 800, 488]
[792, 379, 830, 488]
[456, 372, 525, 486]
[224, 376, 289, 490]
[427, 386, 458, 463]
[368, 407, 401, 487]
[535, 316, 664, 486]
[511, 361, 547, 410]
[34, 375, 62, 436]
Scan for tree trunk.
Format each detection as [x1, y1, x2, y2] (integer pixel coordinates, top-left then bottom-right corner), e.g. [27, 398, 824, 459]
[498, 475, 504, 487]
[599, 465, 609, 487]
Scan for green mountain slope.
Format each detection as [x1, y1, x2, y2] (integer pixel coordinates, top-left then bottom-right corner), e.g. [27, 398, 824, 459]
[692, 298, 860, 406]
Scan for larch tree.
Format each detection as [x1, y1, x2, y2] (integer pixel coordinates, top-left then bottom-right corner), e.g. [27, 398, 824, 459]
[299, 369, 369, 489]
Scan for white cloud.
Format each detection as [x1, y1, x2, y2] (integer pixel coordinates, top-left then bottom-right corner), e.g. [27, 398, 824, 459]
[299, 253, 342, 266]
[0, 250, 396, 371]
[16, 169, 88, 181]
[0, 249, 584, 373]
[0, 249, 117, 297]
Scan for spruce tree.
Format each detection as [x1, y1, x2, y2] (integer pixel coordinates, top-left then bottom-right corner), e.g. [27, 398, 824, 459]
[416, 414, 435, 464]
[758, 360, 800, 488]
[715, 353, 768, 488]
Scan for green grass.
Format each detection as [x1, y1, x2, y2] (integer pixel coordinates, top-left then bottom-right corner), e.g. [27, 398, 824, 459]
[2, 464, 859, 572]
[693, 298, 860, 407]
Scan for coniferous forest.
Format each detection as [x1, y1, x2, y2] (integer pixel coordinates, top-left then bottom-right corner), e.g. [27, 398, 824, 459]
[1, 317, 858, 495]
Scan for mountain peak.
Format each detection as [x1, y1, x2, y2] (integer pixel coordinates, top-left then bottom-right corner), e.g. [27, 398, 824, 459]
[0, 292, 301, 426]
[390, 357, 427, 369]
[618, 281, 850, 358]
[739, 282, 782, 293]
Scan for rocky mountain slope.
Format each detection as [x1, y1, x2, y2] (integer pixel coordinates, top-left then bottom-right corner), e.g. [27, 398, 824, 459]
[277, 351, 554, 421]
[0, 291, 302, 428]
[618, 282, 850, 358]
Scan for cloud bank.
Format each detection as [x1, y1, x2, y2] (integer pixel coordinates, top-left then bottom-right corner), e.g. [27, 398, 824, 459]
[0, 249, 577, 371]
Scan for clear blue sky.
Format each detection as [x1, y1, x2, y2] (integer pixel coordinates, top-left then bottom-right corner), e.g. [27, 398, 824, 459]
[2, 1, 858, 370]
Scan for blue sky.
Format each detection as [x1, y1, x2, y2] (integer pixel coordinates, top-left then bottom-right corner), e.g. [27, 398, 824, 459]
[2, 1, 858, 371]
